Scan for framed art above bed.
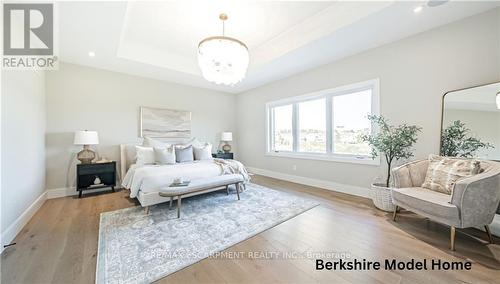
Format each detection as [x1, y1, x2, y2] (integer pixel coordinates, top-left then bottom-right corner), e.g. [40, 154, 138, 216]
[140, 107, 191, 138]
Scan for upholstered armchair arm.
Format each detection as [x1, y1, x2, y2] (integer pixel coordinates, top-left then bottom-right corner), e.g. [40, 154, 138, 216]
[392, 160, 429, 188]
[451, 167, 500, 228]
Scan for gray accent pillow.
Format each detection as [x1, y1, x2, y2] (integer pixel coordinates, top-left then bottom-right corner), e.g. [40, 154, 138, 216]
[154, 146, 176, 165]
[175, 145, 194, 163]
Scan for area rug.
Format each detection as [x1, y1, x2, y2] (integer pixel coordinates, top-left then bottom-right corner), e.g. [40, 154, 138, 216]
[96, 183, 319, 284]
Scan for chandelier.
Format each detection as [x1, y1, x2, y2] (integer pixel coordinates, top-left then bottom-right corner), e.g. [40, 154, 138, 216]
[198, 13, 249, 86]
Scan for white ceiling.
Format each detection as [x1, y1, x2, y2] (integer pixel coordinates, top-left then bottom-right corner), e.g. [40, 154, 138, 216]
[58, 1, 500, 94]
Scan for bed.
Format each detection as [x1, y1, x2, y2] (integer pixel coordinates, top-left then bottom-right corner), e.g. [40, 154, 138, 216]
[120, 143, 248, 207]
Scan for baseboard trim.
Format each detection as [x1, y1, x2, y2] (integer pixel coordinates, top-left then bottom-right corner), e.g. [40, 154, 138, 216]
[247, 166, 370, 198]
[46, 186, 115, 199]
[1, 191, 47, 253]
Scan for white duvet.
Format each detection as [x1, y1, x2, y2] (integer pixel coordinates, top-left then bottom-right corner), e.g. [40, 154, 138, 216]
[123, 160, 223, 198]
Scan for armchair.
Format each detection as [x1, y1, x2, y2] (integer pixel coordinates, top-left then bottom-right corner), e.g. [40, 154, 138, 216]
[391, 159, 500, 250]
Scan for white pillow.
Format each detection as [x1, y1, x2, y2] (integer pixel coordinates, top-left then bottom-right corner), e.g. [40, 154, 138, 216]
[193, 143, 213, 161]
[154, 146, 176, 165]
[143, 136, 169, 148]
[135, 146, 155, 165]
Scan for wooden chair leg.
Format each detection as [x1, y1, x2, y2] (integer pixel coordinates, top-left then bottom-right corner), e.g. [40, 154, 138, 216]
[392, 205, 398, 221]
[485, 225, 494, 244]
[236, 183, 240, 200]
[144, 206, 150, 215]
[450, 226, 456, 251]
[177, 196, 182, 218]
[169, 197, 173, 210]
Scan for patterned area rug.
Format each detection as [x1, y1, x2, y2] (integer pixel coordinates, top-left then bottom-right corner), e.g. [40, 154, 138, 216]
[96, 183, 319, 284]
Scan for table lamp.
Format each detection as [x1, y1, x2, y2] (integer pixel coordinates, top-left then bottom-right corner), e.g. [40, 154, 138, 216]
[74, 130, 99, 164]
[221, 132, 233, 153]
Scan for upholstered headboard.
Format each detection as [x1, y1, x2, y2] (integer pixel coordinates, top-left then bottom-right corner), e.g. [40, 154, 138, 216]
[120, 143, 141, 182]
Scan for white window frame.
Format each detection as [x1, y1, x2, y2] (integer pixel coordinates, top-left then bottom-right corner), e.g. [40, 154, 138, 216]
[265, 79, 380, 166]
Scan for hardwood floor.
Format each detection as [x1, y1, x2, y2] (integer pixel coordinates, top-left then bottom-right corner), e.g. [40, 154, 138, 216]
[2, 175, 499, 283]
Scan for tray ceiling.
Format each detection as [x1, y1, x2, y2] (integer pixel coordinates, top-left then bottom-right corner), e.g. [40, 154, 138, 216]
[58, 1, 500, 94]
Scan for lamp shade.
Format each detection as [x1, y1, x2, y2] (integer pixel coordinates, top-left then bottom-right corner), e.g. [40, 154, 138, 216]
[221, 132, 233, 142]
[74, 130, 99, 145]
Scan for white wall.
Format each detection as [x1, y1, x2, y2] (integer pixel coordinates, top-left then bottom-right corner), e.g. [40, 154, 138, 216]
[45, 63, 236, 190]
[236, 9, 500, 190]
[1, 70, 46, 243]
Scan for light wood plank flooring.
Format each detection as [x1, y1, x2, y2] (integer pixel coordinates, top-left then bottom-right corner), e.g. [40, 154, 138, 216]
[2, 175, 500, 283]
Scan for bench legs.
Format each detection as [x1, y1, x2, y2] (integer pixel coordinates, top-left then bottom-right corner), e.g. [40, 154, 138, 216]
[236, 183, 241, 200]
[177, 195, 182, 218]
[168, 182, 243, 219]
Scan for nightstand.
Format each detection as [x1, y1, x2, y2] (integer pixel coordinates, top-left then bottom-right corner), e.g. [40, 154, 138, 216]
[76, 161, 116, 198]
[212, 152, 234, 159]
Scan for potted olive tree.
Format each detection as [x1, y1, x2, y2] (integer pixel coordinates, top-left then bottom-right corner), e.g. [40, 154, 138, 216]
[361, 115, 422, 211]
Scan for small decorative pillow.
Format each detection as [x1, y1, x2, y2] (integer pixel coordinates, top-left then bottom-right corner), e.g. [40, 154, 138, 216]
[154, 146, 176, 165]
[193, 143, 213, 160]
[421, 155, 481, 195]
[175, 145, 194, 163]
[135, 146, 155, 165]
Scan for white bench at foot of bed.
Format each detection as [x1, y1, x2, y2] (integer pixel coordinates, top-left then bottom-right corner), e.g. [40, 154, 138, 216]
[144, 174, 245, 217]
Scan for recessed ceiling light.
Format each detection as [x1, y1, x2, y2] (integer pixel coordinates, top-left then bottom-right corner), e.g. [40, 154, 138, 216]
[413, 6, 423, 13]
[88, 51, 95, 57]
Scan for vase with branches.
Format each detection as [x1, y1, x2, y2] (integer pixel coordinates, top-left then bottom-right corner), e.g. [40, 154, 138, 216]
[361, 115, 422, 187]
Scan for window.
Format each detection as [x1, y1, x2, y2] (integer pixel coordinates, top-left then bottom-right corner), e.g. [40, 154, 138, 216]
[298, 98, 326, 153]
[266, 79, 379, 165]
[272, 104, 293, 151]
[332, 90, 371, 156]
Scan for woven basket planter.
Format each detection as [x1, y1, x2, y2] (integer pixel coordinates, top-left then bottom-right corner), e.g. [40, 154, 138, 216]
[370, 183, 396, 212]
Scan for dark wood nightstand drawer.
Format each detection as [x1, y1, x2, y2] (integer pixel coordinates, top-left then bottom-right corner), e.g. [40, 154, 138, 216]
[77, 162, 115, 175]
[212, 153, 234, 159]
[76, 161, 116, 198]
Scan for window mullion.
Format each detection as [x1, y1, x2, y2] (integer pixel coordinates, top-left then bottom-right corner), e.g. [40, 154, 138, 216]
[269, 108, 275, 152]
[292, 103, 299, 153]
[326, 95, 333, 155]
[331, 96, 336, 155]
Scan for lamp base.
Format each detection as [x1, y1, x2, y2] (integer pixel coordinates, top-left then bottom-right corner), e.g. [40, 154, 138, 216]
[222, 143, 232, 153]
[77, 145, 96, 164]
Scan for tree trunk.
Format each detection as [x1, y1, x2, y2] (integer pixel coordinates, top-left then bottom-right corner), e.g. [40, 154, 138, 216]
[385, 156, 392, 188]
